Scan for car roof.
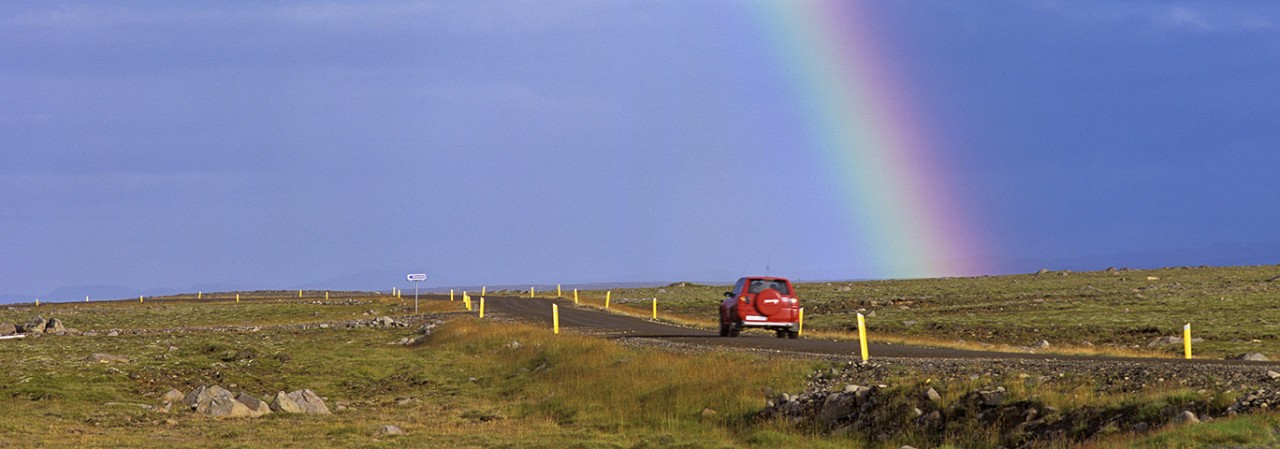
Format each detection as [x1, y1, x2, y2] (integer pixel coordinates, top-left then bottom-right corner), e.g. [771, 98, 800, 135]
[739, 276, 790, 282]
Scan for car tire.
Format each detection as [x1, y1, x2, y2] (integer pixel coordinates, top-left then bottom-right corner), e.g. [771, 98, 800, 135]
[775, 329, 787, 339]
[787, 330, 799, 339]
[719, 322, 730, 337]
[729, 325, 741, 338]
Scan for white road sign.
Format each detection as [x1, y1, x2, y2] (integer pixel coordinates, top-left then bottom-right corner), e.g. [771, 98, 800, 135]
[407, 273, 427, 282]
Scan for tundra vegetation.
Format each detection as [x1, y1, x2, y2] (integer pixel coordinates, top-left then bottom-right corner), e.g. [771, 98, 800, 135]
[0, 265, 1277, 448]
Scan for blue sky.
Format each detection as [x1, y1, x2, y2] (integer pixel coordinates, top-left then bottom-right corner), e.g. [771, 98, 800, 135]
[3, 1, 1278, 302]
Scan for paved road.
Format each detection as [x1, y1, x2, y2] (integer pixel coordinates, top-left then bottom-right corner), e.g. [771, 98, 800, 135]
[458, 295, 1272, 366]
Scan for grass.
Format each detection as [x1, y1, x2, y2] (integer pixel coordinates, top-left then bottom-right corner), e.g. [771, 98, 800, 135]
[4, 266, 1280, 447]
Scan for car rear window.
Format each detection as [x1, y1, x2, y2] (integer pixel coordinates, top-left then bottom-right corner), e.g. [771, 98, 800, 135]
[747, 279, 789, 295]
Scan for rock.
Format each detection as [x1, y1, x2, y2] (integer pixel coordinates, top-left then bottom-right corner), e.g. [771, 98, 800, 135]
[286, 389, 332, 415]
[25, 315, 47, 333]
[107, 331, 119, 337]
[375, 425, 406, 436]
[838, 286, 852, 292]
[184, 385, 234, 409]
[504, 341, 521, 350]
[1172, 410, 1200, 425]
[236, 393, 272, 418]
[0, 323, 15, 336]
[978, 388, 1006, 407]
[269, 391, 305, 413]
[1133, 421, 1150, 433]
[1036, 268, 1050, 274]
[1266, 370, 1280, 380]
[925, 387, 942, 403]
[1240, 353, 1270, 362]
[1034, 340, 1051, 349]
[85, 353, 130, 363]
[817, 393, 858, 426]
[46, 318, 66, 333]
[161, 389, 185, 403]
[197, 396, 252, 418]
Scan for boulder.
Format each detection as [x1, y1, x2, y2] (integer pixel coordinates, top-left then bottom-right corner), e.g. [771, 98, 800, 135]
[269, 391, 305, 414]
[236, 393, 272, 418]
[25, 315, 47, 334]
[1240, 353, 1270, 362]
[0, 323, 15, 336]
[287, 389, 332, 415]
[197, 396, 253, 418]
[46, 318, 66, 333]
[183, 385, 233, 409]
[1171, 410, 1200, 425]
[161, 389, 185, 403]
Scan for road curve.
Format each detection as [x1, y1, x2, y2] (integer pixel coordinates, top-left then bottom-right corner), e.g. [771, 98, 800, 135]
[461, 295, 1274, 366]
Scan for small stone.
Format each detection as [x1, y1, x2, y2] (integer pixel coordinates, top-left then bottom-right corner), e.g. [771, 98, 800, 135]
[375, 425, 406, 436]
[1172, 410, 1200, 425]
[1266, 370, 1280, 380]
[1034, 340, 1050, 349]
[84, 353, 130, 363]
[161, 389, 185, 403]
[925, 387, 941, 403]
[700, 408, 717, 417]
[107, 331, 119, 337]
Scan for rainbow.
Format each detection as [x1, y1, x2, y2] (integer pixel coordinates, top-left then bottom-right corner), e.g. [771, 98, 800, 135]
[755, 1, 989, 279]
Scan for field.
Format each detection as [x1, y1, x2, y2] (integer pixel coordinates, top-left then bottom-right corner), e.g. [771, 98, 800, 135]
[2, 265, 1280, 448]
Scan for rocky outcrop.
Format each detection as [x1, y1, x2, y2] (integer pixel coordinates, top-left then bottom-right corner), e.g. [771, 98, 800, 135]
[160, 386, 330, 418]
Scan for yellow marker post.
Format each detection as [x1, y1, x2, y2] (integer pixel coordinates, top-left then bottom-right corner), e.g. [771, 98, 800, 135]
[479, 297, 485, 318]
[85, 295, 89, 303]
[482, 286, 486, 296]
[464, 294, 472, 311]
[1184, 323, 1193, 359]
[236, 293, 240, 303]
[553, 304, 560, 335]
[573, 289, 578, 304]
[557, 284, 562, 297]
[35, 298, 39, 306]
[530, 287, 535, 298]
[299, 289, 303, 298]
[325, 291, 329, 300]
[798, 308, 804, 336]
[198, 291, 202, 299]
[605, 291, 611, 309]
[652, 298, 657, 319]
[450, 289, 455, 301]
[140, 295, 144, 303]
[857, 313, 869, 362]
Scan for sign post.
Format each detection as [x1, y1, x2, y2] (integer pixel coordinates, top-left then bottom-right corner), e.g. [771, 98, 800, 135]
[407, 273, 427, 313]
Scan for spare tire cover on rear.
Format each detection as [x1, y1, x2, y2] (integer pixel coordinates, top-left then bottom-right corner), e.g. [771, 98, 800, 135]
[754, 288, 783, 316]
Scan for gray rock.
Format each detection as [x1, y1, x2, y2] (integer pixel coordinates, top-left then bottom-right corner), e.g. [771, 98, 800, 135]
[236, 393, 272, 418]
[269, 391, 305, 414]
[1034, 340, 1051, 349]
[979, 388, 1006, 407]
[25, 315, 47, 334]
[286, 389, 332, 415]
[817, 393, 858, 427]
[0, 323, 15, 336]
[1266, 370, 1280, 380]
[197, 396, 252, 418]
[375, 425, 406, 436]
[184, 385, 233, 410]
[161, 389, 185, 403]
[1240, 353, 1270, 362]
[84, 353, 130, 363]
[46, 318, 66, 333]
[925, 387, 942, 403]
[1172, 410, 1200, 425]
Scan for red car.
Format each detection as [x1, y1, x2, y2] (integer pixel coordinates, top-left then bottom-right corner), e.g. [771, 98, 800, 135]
[719, 276, 800, 338]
